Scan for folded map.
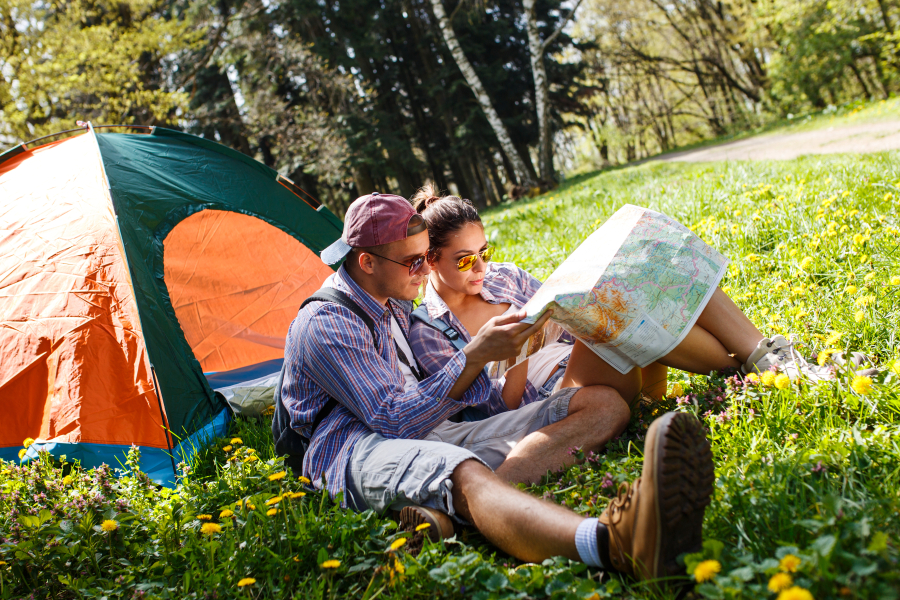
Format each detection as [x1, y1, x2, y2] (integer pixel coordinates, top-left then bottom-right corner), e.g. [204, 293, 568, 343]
[522, 204, 729, 374]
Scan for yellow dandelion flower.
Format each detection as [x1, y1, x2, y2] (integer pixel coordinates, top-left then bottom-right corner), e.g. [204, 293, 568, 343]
[62, 475, 73, 486]
[774, 374, 791, 389]
[394, 558, 405, 575]
[851, 375, 873, 395]
[799, 257, 814, 270]
[17, 449, 26, 460]
[854, 310, 865, 323]
[415, 523, 431, 532]
[844, 285, 857, 295]
[220, 509, 234, 518]
[885, 193, 893, 201]
[231, 438, 243, 445]
[761, 371, 777, 387]
[245, 448, 256, 454]
[817, 349, 838, 366]
[693, 559, 721, 582]
[824, 331, 842, 345]
[890, 360, 900, 375]
[265, 496, 282, 506]
[237, 577, 256, 587]
[289, 492, 306, 499]
[246, 503, 256, 511]
[320, 559, 341, 569]
[745, 372, 759, 383]
[101, 519, 119, 532]
[0, 561, 6, 565]
[201, 522, 222, 535]
[268, 471, 287, 481]
[389, 538, 407, 551]
[266, 508, 278, 516]
[198, 514, 213, 521]
[777, 586, 814, 600]
[244, 455, 259, 463]
[22, 437, 34, 448]
[298, 475, 311, 484]
[852, 233, 865, 245]
[222, 445, 233, 452]
[890, 275, 900, 286]
[768, 573, 794, 592]
[779, 554, 802, 572]
[668, 382, 684, 398]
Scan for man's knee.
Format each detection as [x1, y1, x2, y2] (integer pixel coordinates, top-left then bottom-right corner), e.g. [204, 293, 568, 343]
[569, 385, 631, 429]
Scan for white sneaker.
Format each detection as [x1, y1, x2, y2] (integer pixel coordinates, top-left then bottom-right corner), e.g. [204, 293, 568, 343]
[742, 335, 834, 382]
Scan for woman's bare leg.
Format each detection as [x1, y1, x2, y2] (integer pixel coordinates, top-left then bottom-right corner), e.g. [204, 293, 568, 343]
[696, 288, 764, 363]
[560, 340, 642, 405]
[640, 362, 668, 400]
[658, 323, 741, 374]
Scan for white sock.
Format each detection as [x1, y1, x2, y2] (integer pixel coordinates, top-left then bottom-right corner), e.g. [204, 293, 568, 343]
[574, 518, 604, 568]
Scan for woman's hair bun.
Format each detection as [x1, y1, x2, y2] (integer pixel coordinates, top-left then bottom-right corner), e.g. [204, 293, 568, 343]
[411, 183, 443, 213]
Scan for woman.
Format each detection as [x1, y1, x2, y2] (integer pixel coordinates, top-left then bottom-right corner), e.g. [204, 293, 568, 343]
[408, 186, 828, 413]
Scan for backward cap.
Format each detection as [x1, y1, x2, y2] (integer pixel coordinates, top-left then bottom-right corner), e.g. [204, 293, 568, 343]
[320, 193, 416, 265]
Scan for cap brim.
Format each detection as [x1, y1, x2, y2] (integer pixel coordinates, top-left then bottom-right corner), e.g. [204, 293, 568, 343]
[320, 238, 353, 265]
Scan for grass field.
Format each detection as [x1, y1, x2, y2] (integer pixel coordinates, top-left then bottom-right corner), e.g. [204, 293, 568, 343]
[3, 151, 900, 599]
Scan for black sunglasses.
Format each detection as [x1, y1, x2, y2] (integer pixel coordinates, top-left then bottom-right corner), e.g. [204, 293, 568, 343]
[368, 251, 427, 276]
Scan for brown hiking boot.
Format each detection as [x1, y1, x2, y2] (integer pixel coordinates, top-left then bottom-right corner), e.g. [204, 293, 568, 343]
[398, 505, 455, 542]
[598, 412, 714, 582]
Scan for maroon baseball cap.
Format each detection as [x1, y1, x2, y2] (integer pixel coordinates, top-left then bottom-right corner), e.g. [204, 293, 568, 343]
[321, 192, 427, 265]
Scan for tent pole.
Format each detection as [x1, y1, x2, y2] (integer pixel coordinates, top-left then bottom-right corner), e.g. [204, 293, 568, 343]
[151, 365, 178, 478]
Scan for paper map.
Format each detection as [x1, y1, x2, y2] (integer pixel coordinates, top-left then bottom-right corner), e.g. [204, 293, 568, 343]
[522, 204, 729, 374]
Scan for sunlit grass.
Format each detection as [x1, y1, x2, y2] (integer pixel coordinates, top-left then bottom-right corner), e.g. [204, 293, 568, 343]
[2, 151, 899, 599]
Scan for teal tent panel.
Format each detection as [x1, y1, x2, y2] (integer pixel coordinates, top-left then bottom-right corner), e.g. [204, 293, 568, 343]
[95, 129, 343, 439]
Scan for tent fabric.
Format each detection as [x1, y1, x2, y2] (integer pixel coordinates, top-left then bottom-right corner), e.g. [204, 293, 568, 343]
[0, 126, 343, 481]
[0, 134, 166, 450]
[163, 209, 334, 373]
[96, 129, 343, 440]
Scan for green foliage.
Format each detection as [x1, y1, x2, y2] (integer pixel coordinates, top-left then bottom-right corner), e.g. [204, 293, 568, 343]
[3, 151, 900, 598]
[0, 0, 201, 142]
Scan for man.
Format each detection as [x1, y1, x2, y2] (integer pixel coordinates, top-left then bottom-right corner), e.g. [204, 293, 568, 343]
[278, 192, 714, 582]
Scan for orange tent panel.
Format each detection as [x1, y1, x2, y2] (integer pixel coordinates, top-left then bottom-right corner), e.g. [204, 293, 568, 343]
[163, 209, 334, 373]
[0, 134, 167, 448]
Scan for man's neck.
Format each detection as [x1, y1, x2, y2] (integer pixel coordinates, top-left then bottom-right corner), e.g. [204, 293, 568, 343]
[344, 266, 389, 306]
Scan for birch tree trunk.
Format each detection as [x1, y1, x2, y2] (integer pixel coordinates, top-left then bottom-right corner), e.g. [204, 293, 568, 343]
[523, 0, 553, 184]
[429, 0, 537, 190]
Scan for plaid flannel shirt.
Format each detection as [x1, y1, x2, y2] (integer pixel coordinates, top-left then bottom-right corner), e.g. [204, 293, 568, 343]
[409, 262, 548, 411]
[281, 266, 493, 502]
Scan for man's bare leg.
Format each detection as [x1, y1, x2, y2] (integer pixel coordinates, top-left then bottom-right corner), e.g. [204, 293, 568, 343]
[451, 459, 583, 562]
[494, 386, 630, 485]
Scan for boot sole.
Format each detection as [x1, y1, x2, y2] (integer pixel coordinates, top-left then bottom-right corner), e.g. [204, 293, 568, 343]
[646, 412, 714, 581]
[398, 505, 454, 542]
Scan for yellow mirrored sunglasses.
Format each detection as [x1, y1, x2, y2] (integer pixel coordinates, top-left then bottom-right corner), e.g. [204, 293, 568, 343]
[456, 245, 495, 272]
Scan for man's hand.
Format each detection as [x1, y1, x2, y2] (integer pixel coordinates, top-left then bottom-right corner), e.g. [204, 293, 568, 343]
[464, 309, 554, 369]
[447, 309, 553, 402]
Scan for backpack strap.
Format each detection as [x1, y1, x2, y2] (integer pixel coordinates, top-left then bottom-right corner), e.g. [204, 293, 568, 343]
[301, 287, 376, 340]
[273, 287, 378, 476]
[411, 304, 468, 351]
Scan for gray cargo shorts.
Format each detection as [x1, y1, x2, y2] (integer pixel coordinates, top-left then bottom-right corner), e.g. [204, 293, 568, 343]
[344, 386, 578, 519]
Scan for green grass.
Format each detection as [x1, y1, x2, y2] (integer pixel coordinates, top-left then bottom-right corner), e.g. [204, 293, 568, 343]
[3, 151, 900, 599]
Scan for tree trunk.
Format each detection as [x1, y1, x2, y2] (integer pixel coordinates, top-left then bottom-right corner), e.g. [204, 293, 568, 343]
[523, 0, 554, 186]
[428, 0, 537, 188]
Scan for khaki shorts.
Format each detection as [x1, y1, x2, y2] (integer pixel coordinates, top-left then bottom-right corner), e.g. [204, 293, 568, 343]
[344, 386, 578, 519]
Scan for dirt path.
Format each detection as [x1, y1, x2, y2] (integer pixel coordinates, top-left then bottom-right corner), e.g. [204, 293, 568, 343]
[657, 120, 900, 162]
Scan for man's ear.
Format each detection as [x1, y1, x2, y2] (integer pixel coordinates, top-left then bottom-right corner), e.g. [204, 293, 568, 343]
[357, 251, 377, 275]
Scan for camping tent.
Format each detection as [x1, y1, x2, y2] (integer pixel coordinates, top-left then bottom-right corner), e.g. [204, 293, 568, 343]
[0, 124, 342, 483]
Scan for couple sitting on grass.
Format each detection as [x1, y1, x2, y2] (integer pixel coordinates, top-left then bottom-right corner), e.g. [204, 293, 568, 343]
[273, 188, 825, 586]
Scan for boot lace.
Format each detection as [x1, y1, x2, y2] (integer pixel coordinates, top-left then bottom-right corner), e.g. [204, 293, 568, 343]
[604, 479, 638, 567]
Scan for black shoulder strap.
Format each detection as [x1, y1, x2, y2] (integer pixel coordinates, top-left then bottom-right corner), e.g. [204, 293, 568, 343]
[301, 287, 376, 341]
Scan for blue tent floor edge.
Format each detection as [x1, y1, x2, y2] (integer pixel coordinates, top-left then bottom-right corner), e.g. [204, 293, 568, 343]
[0, 408, 232, 486]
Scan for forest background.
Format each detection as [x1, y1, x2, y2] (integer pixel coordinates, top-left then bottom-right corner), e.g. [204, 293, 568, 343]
[2, 0, 899, 214]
